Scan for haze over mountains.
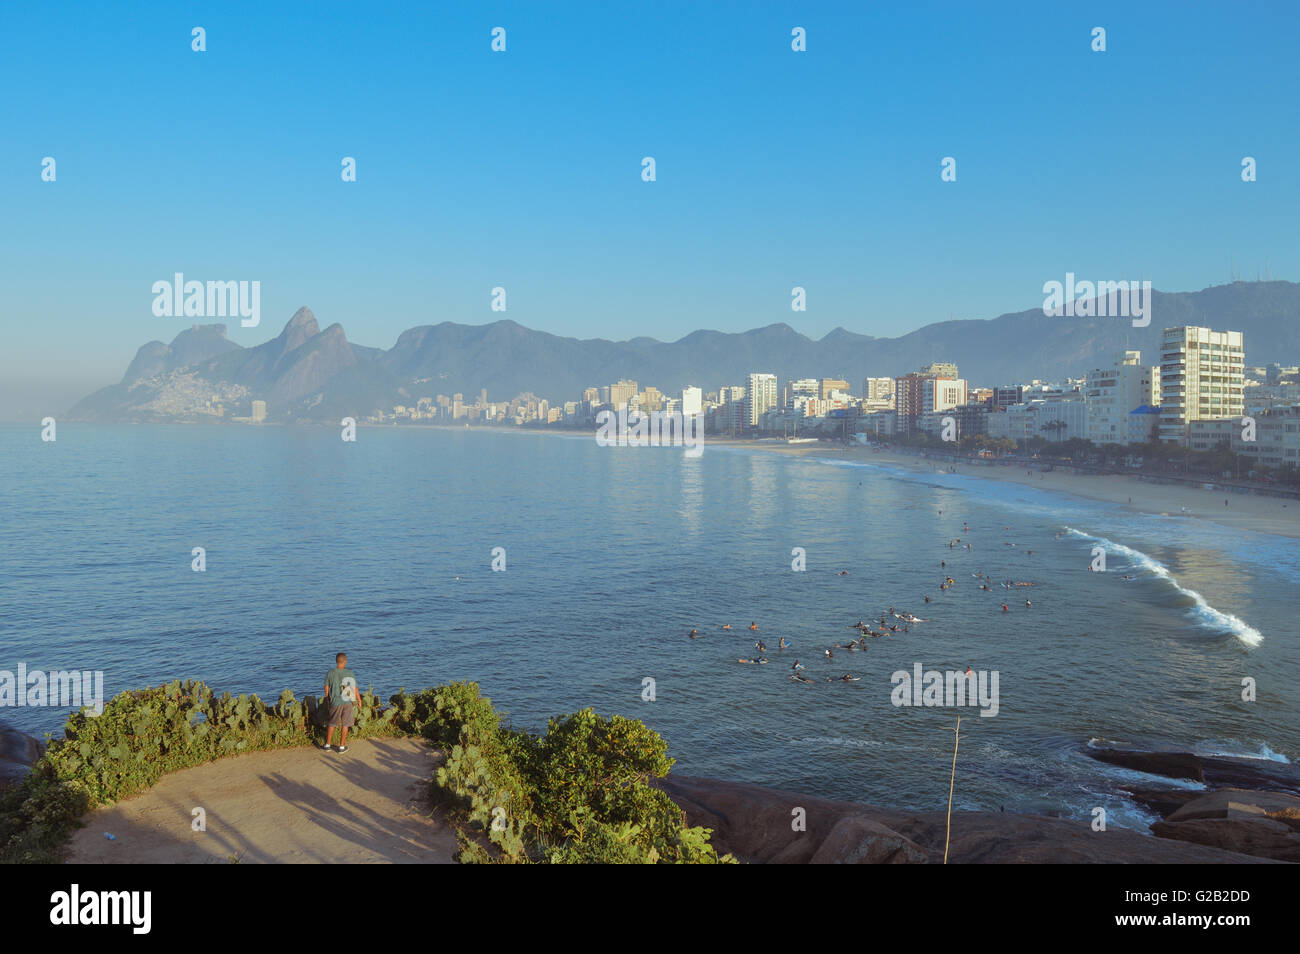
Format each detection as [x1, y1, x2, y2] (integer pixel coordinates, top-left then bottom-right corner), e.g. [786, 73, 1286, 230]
[69, 281, 1300, 423]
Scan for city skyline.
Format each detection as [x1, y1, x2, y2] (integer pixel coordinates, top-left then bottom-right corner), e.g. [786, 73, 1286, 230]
[6, 1, 1300, 416]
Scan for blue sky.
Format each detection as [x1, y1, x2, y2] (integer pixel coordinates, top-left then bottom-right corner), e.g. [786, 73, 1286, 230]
[3, 1, 1298, 416]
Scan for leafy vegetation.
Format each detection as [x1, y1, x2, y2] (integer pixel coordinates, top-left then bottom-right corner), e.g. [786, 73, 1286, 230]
[406, 683, 732, 863]
[0, 679, 730, 865]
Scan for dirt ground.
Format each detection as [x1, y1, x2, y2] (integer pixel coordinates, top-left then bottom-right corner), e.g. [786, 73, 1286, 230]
[65, 737, 458, 864]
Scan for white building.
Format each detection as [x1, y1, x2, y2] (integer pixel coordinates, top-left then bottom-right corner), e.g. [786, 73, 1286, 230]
[987, 398, 1087, 443]
[681, 386, 702, 418]
[1085, 351, 1159, 445]
[923, 378, 967, 414]
[1159, 326, 1245, 445]
[746, 373, 778, 426]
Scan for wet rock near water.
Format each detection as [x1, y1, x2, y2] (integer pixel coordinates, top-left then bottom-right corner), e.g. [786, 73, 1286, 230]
[656, 774, 1281, 864]
[0, 722, 43, 786]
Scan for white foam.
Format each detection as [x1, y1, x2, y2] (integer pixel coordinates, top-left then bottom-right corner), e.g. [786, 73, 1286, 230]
[1065, 527, 1263, 647]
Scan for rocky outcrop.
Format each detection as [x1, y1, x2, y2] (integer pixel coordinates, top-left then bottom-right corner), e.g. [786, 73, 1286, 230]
[1088, 748, 1205, 781]
[1088, 747, 1300, 794]
[0, 722, 42, 786]
[656, 775, 1279, 864]
[1152, 818, 1300, 861]
[1147, 789, 1300, 861]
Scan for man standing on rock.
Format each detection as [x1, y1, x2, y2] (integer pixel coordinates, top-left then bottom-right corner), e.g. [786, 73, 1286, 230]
[322, 652, 360, 753]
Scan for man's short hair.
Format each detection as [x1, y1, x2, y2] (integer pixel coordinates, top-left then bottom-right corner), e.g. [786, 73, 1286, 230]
[335, 652, 347, 664]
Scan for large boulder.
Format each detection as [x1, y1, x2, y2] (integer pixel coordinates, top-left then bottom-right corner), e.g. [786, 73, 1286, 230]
[1088, 748, 1205, 781]
[0, 722, 43, 785]
[1165, 789, 1300, 826]
[809, 816, 928, 864]
[1152, 817, 1300, 862]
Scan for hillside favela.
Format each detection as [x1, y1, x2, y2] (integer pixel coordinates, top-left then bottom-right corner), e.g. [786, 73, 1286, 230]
[3, 1, 1296, 937]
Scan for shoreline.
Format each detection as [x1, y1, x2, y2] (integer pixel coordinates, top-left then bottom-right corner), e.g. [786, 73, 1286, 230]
[45, 421, 1298, 540]
[705, 437, 1300, 541]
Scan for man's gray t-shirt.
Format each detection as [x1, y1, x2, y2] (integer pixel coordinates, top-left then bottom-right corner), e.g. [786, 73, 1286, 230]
[325, 667, 359, 708]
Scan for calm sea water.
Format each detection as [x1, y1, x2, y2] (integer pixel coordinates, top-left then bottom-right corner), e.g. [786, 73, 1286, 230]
[2, 424, 1296, 829]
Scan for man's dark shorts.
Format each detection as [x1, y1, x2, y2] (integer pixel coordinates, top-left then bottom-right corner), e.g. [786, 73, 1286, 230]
[328, 703, 355, 728]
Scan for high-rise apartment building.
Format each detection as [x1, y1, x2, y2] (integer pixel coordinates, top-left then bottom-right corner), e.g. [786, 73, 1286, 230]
[863, 377, 894, 401]
[746, 373, 778, 426]
[1158, 327, 1245, 444]
[608, 379, 639, 411]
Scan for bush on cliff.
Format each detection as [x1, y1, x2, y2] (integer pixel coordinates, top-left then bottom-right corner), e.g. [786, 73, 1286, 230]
[426, 687, 732, 864]
[0, 679, 397, 863]
[0, 679, 729, 865]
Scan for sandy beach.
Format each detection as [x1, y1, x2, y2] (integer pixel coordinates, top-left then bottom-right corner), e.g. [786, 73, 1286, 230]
[707, 438, 1300, 540]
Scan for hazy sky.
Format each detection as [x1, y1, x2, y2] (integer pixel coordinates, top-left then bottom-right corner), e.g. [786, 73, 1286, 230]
[3, 1, 1298, 417]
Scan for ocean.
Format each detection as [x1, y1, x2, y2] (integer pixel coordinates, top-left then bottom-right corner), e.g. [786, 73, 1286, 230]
[2, 423, 1295, 830]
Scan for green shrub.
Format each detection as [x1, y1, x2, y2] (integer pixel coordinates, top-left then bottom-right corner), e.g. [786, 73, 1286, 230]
[422, 689, 734, 865]
[0, 679, 403, 864]
[1, 678, 732, 866]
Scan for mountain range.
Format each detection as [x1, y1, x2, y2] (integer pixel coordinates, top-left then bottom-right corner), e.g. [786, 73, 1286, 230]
[69, 280, 1300, 422]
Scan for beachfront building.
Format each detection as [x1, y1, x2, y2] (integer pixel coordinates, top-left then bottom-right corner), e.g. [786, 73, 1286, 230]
[1234, 405, 1300, 471]
[1085, 351, 1160, 445]
[1158, 326, 1245, 445]
[1126, 405, 1162, 444]
[987, 397, 1087, 443]
[790, 395, 829, 418]
[681, 386, 702, 419]
[607, 379, 639, 412]
[858, 409, 895, 436]
[251, 400, 267, 423]
[710, 385, 747, 435]
[916, 403, 989, 439]
[746, 373, 778, 427]
[894, 362, 959, 436]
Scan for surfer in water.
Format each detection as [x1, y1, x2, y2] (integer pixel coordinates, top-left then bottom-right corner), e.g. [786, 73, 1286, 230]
[688, 629, 701, 639]
[1001, 603, 1010, 612]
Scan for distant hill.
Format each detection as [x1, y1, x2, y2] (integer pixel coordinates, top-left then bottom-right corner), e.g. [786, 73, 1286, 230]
[68, 281, 1300, 422]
